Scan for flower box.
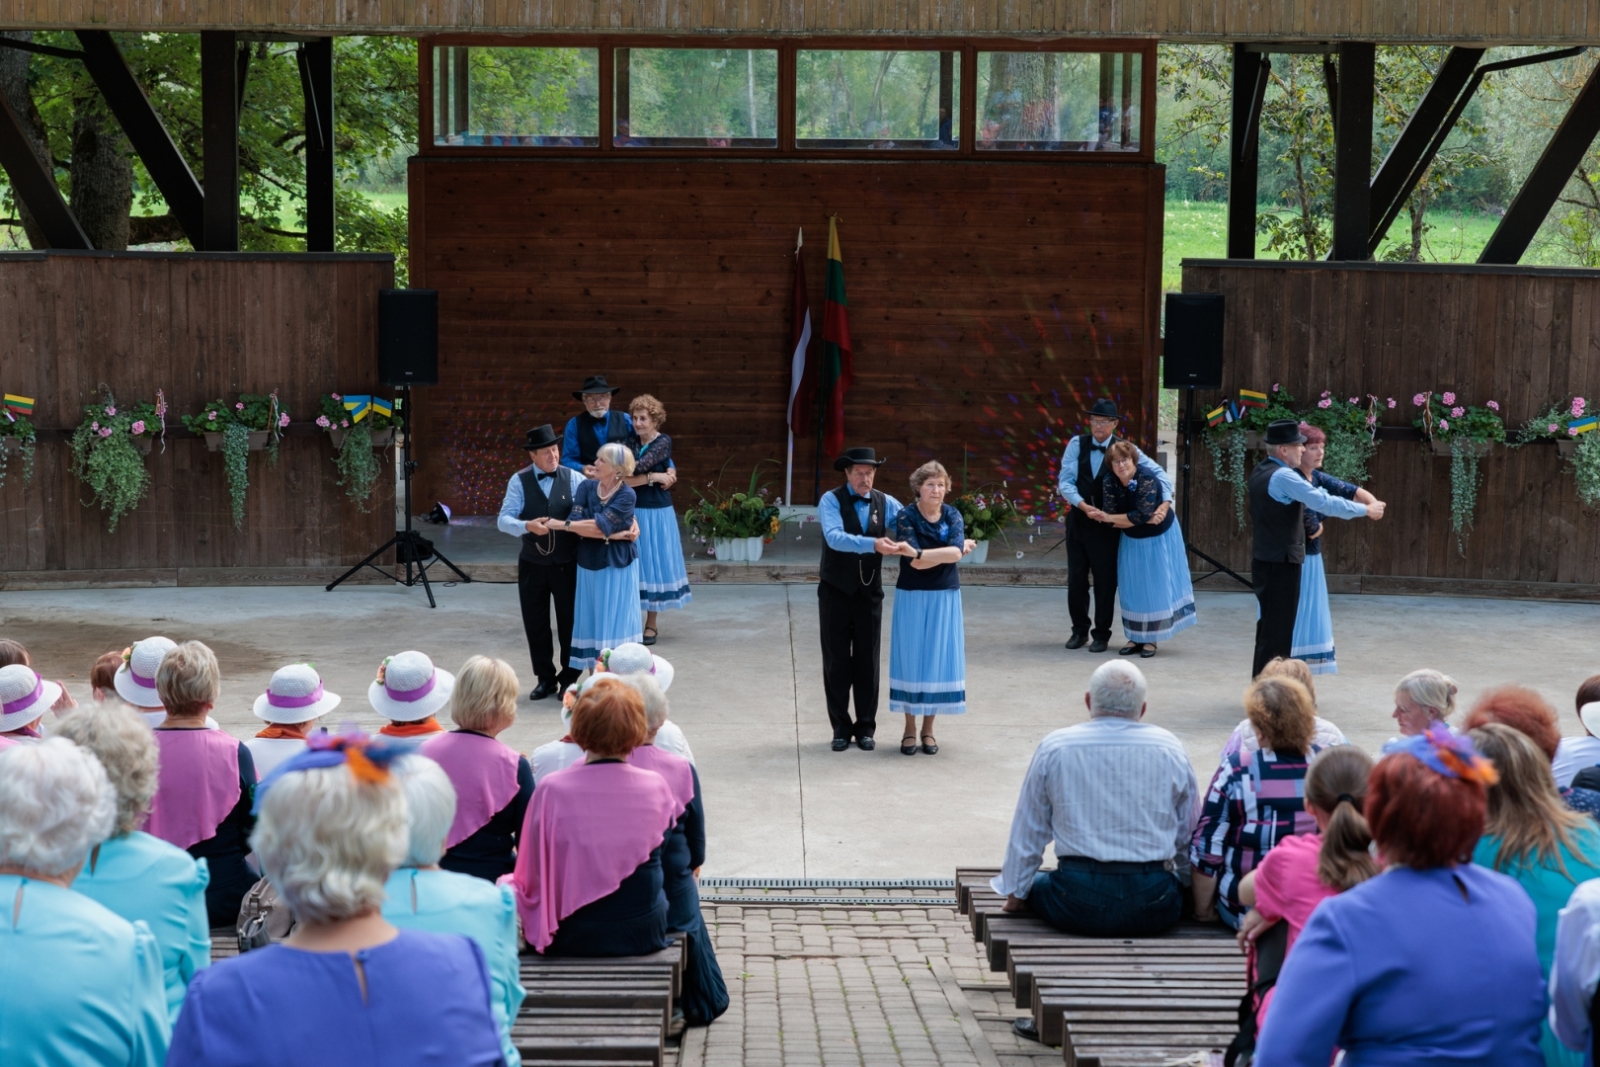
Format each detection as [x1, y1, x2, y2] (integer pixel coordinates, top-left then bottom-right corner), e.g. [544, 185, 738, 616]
[203, 431, 271, 453]
[0, 436, 17, 455]
[712, 536, 765, 562]
[329, 427, 397, 450]
[1430, 439, 1493, 457]
[1559, 439, 1579, 458]
[958, 540, 991, 565]
[132, 435, 153, 455]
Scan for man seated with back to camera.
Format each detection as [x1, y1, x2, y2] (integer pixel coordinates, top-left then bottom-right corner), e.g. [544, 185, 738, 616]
[991, 659, 1199, 1040]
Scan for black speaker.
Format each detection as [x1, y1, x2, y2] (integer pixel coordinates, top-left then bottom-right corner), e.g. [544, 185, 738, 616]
[379, 288, 439, 386]
[1162, 292, 1225, 389]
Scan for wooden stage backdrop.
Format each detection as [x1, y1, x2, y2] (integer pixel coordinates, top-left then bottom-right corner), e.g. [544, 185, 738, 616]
[1182, 259, 1600, 598]
[408, 157, 1165, 514]
[0, 251, 395, 584]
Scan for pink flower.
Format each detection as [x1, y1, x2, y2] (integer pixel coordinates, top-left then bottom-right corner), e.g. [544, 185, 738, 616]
[1348, 397, 1359, 405]
[235, 402, 245, 410]
[1272, 383, 1280, 392]
[278, 413, 290, 428]
[331, 393, 342, 400]
[1387, 398, 1397, 409]
[98, 427, 112, 438]
[340, 419, 349, 428]
[1317, 398, 1332, 409]
[1439, 419, 1450, 431]
[1451, 406, 1465, 418]
[90, 421, 99, 431]
[1486, 400, 1499, 411]
[1366, 415, 1377, 425]
[1573, 398, 1586, 417]
[1413, 393, 1427, 407]
[316, 415, 330, 428]
[1570, 426, 1581, 436]
[105, 405, 116, 416]
[1550, 424, 1561, 434]
[207, 412, 216, 421]
[1442, 391, 1456, 405]
[1321, 390, 1331, 398]
[130, 420, 145, 435]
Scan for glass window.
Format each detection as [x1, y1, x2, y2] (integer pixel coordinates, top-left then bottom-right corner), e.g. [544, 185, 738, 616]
[976, 52, 1142, 152]
[433, 46, 599, 147]
[795, 50, 960, 149]
[614, 49, 778, 147]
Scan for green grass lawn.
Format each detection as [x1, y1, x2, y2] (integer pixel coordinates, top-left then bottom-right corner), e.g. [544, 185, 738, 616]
[358, 190, 408, 213]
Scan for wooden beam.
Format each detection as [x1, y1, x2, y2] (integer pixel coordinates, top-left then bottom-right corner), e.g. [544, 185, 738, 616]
[201, 30, 239, 251]
[298, 38, 334, 252]
[1330, 43, 1374, 261]
[1226, 46, 1268, 260]
[0, 93, 90, 248]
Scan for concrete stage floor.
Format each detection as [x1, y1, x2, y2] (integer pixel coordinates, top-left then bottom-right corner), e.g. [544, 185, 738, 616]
[3, 582, 1595, 878]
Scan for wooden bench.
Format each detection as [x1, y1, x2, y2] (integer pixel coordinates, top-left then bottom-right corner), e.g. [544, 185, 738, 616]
[511, 1007, 666, 1065]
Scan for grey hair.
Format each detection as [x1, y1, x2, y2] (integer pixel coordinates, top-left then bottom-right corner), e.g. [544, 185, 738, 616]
[1087, 660, 1148, 719]
[156, 640, 220, 717]
[52, 703, 159, 835]
[250, 761, 407, 925]
[391, 755, 457, 868]
[0, 737, 117, 876]
[1395, 668, 1458, 720]
[596, 441, 637, 477]
[616, 671, 670, 732]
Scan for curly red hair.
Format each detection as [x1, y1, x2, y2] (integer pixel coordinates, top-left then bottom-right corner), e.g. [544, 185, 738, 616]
[1461, 686, 1560, 762]
[1367, 752, 1487, 869]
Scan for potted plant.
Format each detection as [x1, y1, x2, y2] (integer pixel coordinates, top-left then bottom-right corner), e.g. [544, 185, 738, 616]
[316, 393, 396, 511]
[1302, 392, 1389, 484]
[683, 460, 781, 562]
[950, 484, 1018, 565]
[1204, 383, 1298, 529]
[0, 404, 37, 490]
[68, 389, 164, 531]
[181, 392, 290, 529]
[1516, 395, 1600, 508]
[1412, 390, 1505, 553]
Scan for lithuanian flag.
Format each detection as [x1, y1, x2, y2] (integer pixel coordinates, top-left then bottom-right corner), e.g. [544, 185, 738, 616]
[1206, 405, 1228, 427]
[3, 393, 34, 417]
[817, 216, 855, 458]
[1239, 389, 1269, 410]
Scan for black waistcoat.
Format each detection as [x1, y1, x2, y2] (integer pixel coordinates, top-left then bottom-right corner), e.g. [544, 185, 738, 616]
[518, 467, 578, 565]
[1249, 459, 1305, 564]
[819, 485, 887, 596]
[575, 411, 631, 466]
[1076, 433, 1117, 508]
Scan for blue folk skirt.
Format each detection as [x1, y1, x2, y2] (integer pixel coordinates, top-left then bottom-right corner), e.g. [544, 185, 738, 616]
[1291, 552, 1337, 674]
[888, 587, 966, 716]
[1116, 519, 1198, 644]
[636, 505, 692, 612]
[570, 560, 645, 669]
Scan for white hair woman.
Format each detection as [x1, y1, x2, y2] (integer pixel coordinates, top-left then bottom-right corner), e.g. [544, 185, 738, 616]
[0, 738, 170, 1064]
[166, 732, 505, 1066]
[383, 756, 526, 1066]
[556, 440, 644, 669]
[602, 642, 694, 762]
[58, 702, 211, 1022]
[1392, 668, 1458, 736]
[419, 656, 534, 882]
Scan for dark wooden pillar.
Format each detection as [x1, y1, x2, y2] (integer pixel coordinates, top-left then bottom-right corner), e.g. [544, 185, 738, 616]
[0, 93, 89, 248]
[299, 38, 335, 252]
[1227, 46, 1267, 260]
[1330, 43, 1375, 261]
[201, 30, 239, 251]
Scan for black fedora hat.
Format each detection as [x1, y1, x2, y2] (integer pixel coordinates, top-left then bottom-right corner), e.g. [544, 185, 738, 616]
[522, 424, 559, 451]
[1085, 398, 1122, 420]
[1264, 419, 1307, 446]
[572, 375, 621, 399]
[833, 446, 889, 472]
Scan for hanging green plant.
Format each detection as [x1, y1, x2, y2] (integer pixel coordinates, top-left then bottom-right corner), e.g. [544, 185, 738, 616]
[1572, 433, 1600, 510]
[1203, 425, 1250, 529]
[68, 390, 163, 531]
[1515, 395, 1600, 508]
[1202, 383, 1299, 529]
[0, 413, 37, 490]
[1412, 389, 1505, 554]
[316, 393, 396, 511]
[181, 392, 289, 529]
[1302, 391, 1387, 485]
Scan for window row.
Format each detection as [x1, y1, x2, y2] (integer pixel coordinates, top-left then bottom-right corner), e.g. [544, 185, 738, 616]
[430, 47, 1143, 154]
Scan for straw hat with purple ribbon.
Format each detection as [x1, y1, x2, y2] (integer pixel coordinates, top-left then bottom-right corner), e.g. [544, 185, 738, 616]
[0, 664, 64, 733]
[253, 663, 343, 724]
[366, 651, 455, 722]
[113, 636, 177, 708]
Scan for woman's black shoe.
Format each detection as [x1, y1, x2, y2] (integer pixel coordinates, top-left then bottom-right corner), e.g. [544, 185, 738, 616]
[901, 736, 918, 755]
[1140, 644, 1158, 658]
[1118, 643, 1144, 656]
[921, 735, 938, 755]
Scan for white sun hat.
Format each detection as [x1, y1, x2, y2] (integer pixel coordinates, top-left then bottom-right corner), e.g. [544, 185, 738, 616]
[113, 636, 177, 708]
[252, 663, 343, 724]
[0, 664, 64, 733]
[367, 651, 455, 722]
[603, 642, 674, 692]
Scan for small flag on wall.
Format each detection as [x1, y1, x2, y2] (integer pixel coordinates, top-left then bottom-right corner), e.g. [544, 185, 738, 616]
[3, 394, 34, 418]
[1206, 404, 1228, 427]
[343, 395, 373, 422]
[1570, 416, 1599, 435]
[1239, 389, 1268, 410]
[371, 397, 394, 419]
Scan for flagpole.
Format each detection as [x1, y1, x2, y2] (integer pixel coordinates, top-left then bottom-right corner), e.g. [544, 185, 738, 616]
[786, 227, 802, 508]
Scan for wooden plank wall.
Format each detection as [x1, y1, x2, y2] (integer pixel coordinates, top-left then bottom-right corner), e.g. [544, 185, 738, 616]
[1181, 260, 1600, 594]
[4, 0, 1596, 43]
[0, 251, 395, 581]
[408, 157, 1163, 514]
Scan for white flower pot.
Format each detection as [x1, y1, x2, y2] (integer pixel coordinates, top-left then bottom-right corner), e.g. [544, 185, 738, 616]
[204, 431, 270, 452]
[712, 536, 764, 562]
[959, 540, 990, 565]
[329, 427, 396, 449]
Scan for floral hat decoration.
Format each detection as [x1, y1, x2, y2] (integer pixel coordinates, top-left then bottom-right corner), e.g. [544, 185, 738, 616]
[252, 727, 409, 813]
[1381, 723, 1500, 786]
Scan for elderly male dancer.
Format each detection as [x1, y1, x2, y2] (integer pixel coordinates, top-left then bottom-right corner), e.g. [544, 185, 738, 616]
[1057, 399, 1173, 653]
[817, 447, 904, 751]
[1249, 419, 1384, 676]
[562, 375, 632, 477]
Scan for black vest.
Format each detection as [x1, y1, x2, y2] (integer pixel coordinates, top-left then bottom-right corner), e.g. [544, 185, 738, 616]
[574, 411, 631, 467]
[819, 485, 887, 596]
[1249, 459, 1305, 564]
[1075, 433, 1116, 508]
[517, 467, 578, 565]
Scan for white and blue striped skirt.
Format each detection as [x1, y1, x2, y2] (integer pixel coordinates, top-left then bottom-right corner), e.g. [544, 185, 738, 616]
[1116, 519, 1198, 644]
[1291, 552, 1337, 674]
[570, 560, 645, 669]
[889, 587, 966, 716]
[636, 505, 692, 612]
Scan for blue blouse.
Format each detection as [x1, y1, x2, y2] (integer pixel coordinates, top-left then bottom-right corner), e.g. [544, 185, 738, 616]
[73, 830, 212, 1022]
[892, 503, 964, 592]
[568, 479, 639, 570]
[1303, 469, 1358, 556]
[1100, 468, 1174, 539]
[630, 433, 674, 509]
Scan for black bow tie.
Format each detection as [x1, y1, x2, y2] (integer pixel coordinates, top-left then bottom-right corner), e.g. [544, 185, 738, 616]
[1089, 441, 1109, 453]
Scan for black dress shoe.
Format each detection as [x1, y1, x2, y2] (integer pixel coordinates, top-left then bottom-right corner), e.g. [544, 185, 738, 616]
[530, 679, 561, 701]
[1088, 637, 1110, 653]
[831, 738, 850, 751]
[1012, 1017, 1042, 1042]
[1065, 632, 1088, 650]
[856, 736, 875, 751]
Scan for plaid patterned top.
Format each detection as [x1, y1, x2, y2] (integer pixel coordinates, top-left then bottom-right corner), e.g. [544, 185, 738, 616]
[1190, 740, 1323, 916]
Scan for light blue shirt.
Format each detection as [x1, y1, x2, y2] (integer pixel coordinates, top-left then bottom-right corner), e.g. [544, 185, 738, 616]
[1056, 435, 1173, 507]
[382, 867, 526, 1067]
[0, 874, 171, 1065]
[73, 831, 211, 1023]
[560, 411, 635, 473]
[818, 487, 903, 553]
[1265, 458, 1368, 519]
[498, 463, 583, 538]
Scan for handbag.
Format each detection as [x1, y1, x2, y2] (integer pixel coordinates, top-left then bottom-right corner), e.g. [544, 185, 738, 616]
[236, 876, 296, 953]
[1224, 919, 1289, 1067]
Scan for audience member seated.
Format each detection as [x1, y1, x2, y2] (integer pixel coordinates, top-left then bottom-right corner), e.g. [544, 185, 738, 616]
[1220, 657, 1347, 761]
[368, 650, 454, 737]
[1465, 684, 1600, 819]
[604, 643, 695, 762]
[619, 670, 729, 1024]
[531, 683, 587, 783]
[385, 755, 525, 1066]
[89, 649, 123, 702]
[0, 738, 170, 1064]
[1193, 676, 1324, 929]
[1553, 674, 1600, 790]
[1391, 667, 1458, 736]
[144, 641, 259, 927]
[1255, 725, 1546, 1065]
[0, 638, 77, 719]
[511, 676, 676, 959]
[0, 662, 62, 747]
[58, 702, 211, 1022]
[1468, 722, 1600, 1067]
[420, 656, 533, 882]
[1550, 877, 1600, 1063]
[115, 636, 217, 730]
[245, 663, 340, 778]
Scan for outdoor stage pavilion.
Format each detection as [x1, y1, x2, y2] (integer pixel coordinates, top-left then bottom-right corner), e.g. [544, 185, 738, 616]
[1, 1, 1599, 600]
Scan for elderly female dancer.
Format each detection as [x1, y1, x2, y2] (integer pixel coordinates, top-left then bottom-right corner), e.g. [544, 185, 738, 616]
[1290, 425, 1378, 674]
[168, 731, 505, 1066]
[0, 739, 170, 1064]
[1255, 725, 1546, 1065]
[625, 393, 690, 644]
[1092, 440, 1196, 657]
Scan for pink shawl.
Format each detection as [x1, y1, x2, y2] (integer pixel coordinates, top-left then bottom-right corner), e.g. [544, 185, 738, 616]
[143, 729, 242, 850]
[511, 760, 676, 952]
[421, 731, 523, 849]
[626, 745, 694, 821]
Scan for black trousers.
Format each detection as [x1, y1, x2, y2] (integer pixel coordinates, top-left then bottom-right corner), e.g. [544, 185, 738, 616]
[1067, 512, 1121, 641]
[1252, 559, 1302, 677]
[519, 558, 580, 685]
[818, 581, 883, 739]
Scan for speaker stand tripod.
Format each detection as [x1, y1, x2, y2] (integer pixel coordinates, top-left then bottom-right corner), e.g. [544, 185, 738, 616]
[1179, 387, 1252, 590]
[325, 385, 470, 608]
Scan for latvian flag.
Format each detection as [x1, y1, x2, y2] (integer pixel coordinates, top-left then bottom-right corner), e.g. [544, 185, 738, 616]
[1239, 389, 1269, 410]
